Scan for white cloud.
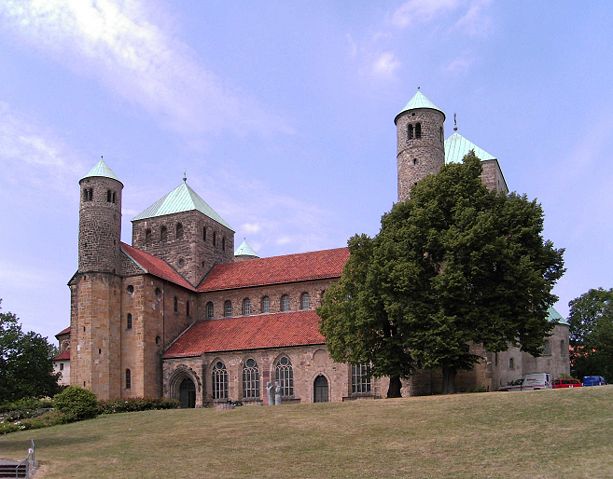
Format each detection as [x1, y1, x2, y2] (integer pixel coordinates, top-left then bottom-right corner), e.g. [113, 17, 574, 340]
[444, 53, 474, 75]
[242, 222, 262, 234]
[0, 0, 290, 137]
[372, 51, 401, 78]
[391, 0, 460, 28]
[0, 102, 84, 192]
[455, 0, 492, 36]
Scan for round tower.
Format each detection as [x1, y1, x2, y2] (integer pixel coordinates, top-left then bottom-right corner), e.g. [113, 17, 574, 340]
[395, 89, 446, 201]
[78, 159, 123, 273]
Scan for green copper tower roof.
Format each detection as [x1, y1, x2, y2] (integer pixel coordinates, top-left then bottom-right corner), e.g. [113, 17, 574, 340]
[444, 131, 496, 164]
[235, 239, 259, 258]
[547, 306, 568, 325]
[81, 159, 122, 184]
[133, 180, 233, 230]
[395, 89, 445, 122]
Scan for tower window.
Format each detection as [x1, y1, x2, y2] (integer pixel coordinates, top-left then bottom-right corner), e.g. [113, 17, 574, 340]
[509, 357, 515, 369]
[222, 237, 226, 251]
[413, 158, 418, 166]
[206, 301, 214, 319]
[203, 226, 207, 241]
[186, 300, 190, 317]
[83, 188, 93, 201]
[224, 300, 232, 318]
[106, 190, 113, 203]
[145, 228, 152, 244]
[173, 296, 178, 313]
[408, 124, 414, 139]
[160, 226, 168, 242]
[127, 285, 134, 295]
[176, 223, 184, 240]
[112, 191, 117, 203]
[213, 232, 217, 247]
[125, 369, 131, 389]
[127, 313, 133, 330]
[415, 122, 422, 139]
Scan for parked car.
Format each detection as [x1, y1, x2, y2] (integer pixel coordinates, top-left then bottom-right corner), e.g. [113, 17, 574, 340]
[552, 378, 583, 389]
[582, 375, 607, 386]
[499, 373, 552, 391]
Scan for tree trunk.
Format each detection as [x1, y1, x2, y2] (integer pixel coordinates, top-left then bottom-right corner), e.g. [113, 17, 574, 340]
[442, 366, 457, 394]
[387, 375, 402, 398]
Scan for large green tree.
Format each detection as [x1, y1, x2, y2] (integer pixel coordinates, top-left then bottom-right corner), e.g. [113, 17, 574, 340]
[568, 288, 613, 381]
[0, 300, 60, 402]
[319, 153, 565, 396]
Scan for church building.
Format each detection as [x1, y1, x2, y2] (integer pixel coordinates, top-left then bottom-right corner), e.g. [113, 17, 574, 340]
[53, 90, 570, 406]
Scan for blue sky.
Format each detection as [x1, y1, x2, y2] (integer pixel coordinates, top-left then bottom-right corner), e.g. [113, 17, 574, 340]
[0, 0, 612, 341]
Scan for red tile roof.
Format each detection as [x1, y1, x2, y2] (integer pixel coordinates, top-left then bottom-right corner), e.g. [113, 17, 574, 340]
[53, 350, 70, 361]
[121, 243, 195, 291]
[198, 247, 349, 292]
[55, 326, 70, 337]
[164, 310, 325, 359]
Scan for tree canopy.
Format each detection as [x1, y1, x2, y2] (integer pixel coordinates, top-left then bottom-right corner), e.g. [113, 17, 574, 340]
[568, 288, 613, 381]
[0, 299, 60, 402]
[318, 153, 565, 396]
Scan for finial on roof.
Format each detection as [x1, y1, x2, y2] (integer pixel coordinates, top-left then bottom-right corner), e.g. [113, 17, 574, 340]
[417, 86, 420, 90]
[183, 171, 187, 182]
[453, 113, 458, 131]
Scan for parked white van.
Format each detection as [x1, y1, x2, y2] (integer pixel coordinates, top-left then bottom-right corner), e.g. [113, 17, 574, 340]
[499, 373, 552, 391]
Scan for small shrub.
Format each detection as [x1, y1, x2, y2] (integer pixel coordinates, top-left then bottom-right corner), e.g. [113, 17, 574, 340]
[98, 397, 179, 414]
[54, 387, 98, 422]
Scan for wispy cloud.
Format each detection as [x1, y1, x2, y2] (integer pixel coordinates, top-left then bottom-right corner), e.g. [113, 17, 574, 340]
[372, 51, 401, 79]
[0, 101, 84, 192]
[391, 0, 460, 29]
[455, 0, 492, 36]
[444, 52, 474, 75]
[0, 0, 291, 138]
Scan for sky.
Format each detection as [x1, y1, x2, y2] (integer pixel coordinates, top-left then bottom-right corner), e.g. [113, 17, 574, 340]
[0, 0, 612, 342]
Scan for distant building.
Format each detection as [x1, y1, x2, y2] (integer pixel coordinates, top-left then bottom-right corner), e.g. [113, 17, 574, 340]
[54, 90, 569, 406]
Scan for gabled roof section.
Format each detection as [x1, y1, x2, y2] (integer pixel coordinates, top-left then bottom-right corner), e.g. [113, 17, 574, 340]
[132, 180, 233, 230]
[53, 350, 70, 361]
[235, 239, 258, 258]
[445, 132, 496, 164]
[81, 159, 122, 184]
[199, 247, 349, 292]
[120, 243, 195, 291]
[163, 311, 325, 358]
[548, 306, 568, 325]
[55, 326, 70, 338]
[396, 90, 445, 122]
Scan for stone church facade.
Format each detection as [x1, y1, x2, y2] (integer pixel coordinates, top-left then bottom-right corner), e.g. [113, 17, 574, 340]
[53, 90, 569, 407]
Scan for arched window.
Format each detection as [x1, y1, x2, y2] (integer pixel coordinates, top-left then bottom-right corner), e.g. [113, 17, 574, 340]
[145, 228, 152, 244]
[176, 223, 183, 240]
[415, 122, 422, 138]
[222, 237, 226, 251]
[543, 339, 551, 356]
[202, 226, 207, 241]
[261, 296, 270, 313]
[280, 294, 290, 312]
[242, 298, 251, 315]
[408, 124, 414, 139]
[206, 301, 214, 320]
[212, 361, 228, 400]
[173, 296, 178, 313]
[299, 292, 310, 310]
[125, 369, 131, 389]
[351, 363, 371, 395]
[242, 358, 260, 400]
[127, 285, 134, 295]
[213, 232, 217, 247]
[224, 300, 233, 318]
[275, 356, 294, 397]
[160, 226, 168, 242]
[126, 313, 133, 330]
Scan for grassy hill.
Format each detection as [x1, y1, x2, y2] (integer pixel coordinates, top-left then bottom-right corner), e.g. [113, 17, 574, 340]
[1, 387, 611, 478]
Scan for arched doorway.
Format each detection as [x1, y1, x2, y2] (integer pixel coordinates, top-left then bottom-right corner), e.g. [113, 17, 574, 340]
[179, 377, 196, 408]
[313, 375, 329, 403]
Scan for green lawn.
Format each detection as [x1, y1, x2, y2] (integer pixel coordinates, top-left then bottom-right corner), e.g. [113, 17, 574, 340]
[1, 387, 611, 479]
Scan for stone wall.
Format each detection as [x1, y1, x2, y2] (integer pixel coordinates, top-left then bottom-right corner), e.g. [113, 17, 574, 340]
[132, 210, 234, 286]
[480, 159, 508, 193]
[198, 279, 331, 319]
[396, 108, 445, 201]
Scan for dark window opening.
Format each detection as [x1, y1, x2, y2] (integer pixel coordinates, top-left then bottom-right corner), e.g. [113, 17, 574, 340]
[112, 191, 117, 203]
[160, 226, 168, 242]
[213, 232, 217, 247]
[186, 300, 190, 317]
[415, 122, 422, 138]
[107, 190, 112, 203]
[127, 313, 133, 330]
[413, 158, 418, 165]
[127, 285, 134, 294]
[125, 369, 131, 389]
[206, 301, 214, 319]
[83, 188, 93, 201]
[176, 223, 183, 240]
[145, 228, 152, 244]
[174, 296, 178, 313]
[203, 227, 207, 241]
[408, 124, 414, 139]
[222, 237, 226, 251]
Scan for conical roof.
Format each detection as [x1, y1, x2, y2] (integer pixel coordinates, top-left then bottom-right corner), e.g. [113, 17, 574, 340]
[81, 159, 122, 184]
[234, 239, 258, 258]
[444, 131, 496, 164]
[133, 180, 233, 230]
[395, 90, 445, 122]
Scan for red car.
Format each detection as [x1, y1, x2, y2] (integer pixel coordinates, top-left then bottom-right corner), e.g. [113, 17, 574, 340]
[552, 378, 583, 389]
